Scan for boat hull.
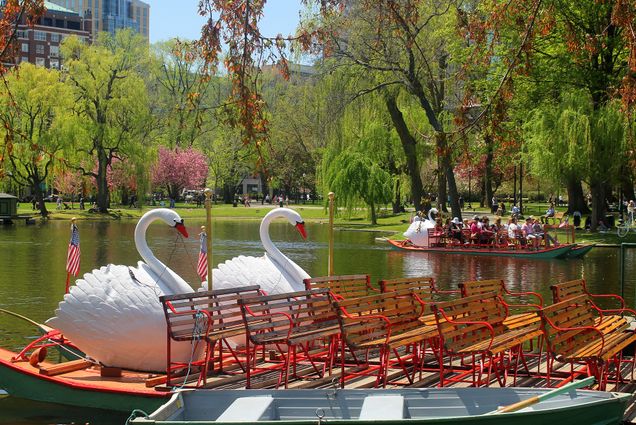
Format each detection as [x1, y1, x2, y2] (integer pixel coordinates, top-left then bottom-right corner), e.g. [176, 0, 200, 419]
[563, 244, 595, 259]
[0, 348, 169, 412]
[131, 387, 630, 425]
[387, 239, 575, 259]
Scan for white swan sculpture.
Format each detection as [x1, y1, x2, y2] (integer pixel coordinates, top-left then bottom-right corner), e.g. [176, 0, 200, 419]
[202, 208, 310, 295]
[403, 208, 438, 247]
[46, 208, 197, 372]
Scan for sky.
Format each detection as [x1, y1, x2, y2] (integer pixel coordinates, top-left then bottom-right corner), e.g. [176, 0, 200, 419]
[148, 0, 304, 44]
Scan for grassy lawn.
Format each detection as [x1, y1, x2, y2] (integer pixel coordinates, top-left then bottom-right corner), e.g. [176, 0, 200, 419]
[17, 201, 636, 245]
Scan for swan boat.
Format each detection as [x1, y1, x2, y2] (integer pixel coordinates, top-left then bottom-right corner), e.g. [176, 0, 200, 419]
[46, 208, 199, 373]
[129, 387, 630, 425]
[387, 239, 582, 259]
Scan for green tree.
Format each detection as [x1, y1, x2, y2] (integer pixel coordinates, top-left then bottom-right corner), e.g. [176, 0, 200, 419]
[62, 30, 151, 213]
[0, 63, 75, 216]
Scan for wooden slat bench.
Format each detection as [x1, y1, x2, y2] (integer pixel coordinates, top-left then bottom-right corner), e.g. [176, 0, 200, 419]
[551, 279, 630, 314]
[539, 294, 636, 389]
[238, 288, 340, 389]
[379, 276, 459, 325]
[431, 292, 543, 387]
[160, 285, 261, 387]
[333, 290, 438, 387]
[304, 274, 377, 299]
[459, 279, 543, 330]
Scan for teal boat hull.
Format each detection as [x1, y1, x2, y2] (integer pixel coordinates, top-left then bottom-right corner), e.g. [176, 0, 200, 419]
[0, 348, 169, 413]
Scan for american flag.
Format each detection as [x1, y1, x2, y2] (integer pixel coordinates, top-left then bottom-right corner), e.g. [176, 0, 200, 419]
[66, 223, 80, 276]
[197, 232, 208, 281]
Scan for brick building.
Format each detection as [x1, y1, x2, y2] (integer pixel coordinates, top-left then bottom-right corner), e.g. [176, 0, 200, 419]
[15, 1, 92, 69]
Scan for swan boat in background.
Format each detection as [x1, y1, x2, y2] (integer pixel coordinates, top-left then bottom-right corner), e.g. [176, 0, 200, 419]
[202, 208, 310, 294]
[46, 208, 198, 373]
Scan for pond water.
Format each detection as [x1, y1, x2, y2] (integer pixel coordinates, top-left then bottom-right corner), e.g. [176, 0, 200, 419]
[0, 216, 634, 424]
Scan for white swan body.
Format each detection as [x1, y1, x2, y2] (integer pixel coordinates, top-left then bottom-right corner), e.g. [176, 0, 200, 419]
[202, 208, 309, 295]
[403, 208, 438, 247]
[46, 209, 196, 372]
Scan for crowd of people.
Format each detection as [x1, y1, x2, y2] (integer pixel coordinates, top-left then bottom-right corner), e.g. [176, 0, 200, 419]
[428, 213, 558, 250]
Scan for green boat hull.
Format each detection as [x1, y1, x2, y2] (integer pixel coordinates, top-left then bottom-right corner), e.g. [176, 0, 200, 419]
[387, 240, 575, 259]
[0, 357, 168, 413]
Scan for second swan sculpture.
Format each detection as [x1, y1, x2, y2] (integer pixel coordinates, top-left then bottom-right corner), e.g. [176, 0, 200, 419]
[46, 208, 197, 372]
[202, 208, 310, 294]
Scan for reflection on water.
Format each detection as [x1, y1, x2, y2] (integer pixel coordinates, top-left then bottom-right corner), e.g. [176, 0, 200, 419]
[0, 217, 634, 423]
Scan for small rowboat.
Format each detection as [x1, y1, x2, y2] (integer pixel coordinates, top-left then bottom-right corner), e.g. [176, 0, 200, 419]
[0, 346, 170, 412]
[129, 386, 630, 425]
[387, 239, 579, 259]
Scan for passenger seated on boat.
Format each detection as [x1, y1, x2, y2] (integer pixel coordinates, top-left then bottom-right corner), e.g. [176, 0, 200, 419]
[479, 216, 495, 244]
[448, 217, 464, 244]
[469, 217, 481, 245]
[522, 216, 540, 250]
[532, 219, 557, 247]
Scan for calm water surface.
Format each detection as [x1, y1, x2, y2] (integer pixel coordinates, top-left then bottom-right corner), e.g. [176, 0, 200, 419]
[0, 217, 634, 424]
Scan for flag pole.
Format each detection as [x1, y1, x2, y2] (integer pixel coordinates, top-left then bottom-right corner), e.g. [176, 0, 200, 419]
[65, 217, 76, 294]
[204, 188, 213, 290]
[328, 192, 335, 276]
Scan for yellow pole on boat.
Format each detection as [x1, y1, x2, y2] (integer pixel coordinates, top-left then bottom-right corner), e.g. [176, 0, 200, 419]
[328, 192, 335, 276]
[204, 188, 213, 290]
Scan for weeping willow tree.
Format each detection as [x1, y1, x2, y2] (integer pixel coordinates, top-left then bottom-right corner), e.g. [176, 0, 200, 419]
[321, 149, 392, 225]
[525, 91, 625, 230]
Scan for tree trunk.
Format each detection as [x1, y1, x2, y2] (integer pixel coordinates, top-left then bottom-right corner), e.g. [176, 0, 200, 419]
[437, 161, 447, 212]
[589, 181, 606, 232]
[437, 132, 461, 220]
[483, 134, 494, 211]
[565, 177, 589, 214]
[385, 95, 424, 211]
[620, 169, 635, 202]
[96, 148, 109, 213]
[392, 178, 402, 214]
[34, 184, 47, 217]
[370, 201, 377, 225]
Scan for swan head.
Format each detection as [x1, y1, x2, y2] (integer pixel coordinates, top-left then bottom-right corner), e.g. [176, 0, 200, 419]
[428, 208, 439, 222]
[151, 208, 189, 238]
[265, 208, 307, 239]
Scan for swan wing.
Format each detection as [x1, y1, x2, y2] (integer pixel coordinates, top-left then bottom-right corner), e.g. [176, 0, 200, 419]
[202, 255, 307, 294]
[46, 263, 201, 372]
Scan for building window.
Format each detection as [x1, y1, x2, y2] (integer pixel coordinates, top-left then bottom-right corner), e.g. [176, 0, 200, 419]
[36, 44, 44, 54]
[34, 31, 46, 41]
[50, 59, 59, 69]
[21, 56, 28, 63]
[16, 30, 27, 39]
[51, 33, 60, 43]
[35, 57, 45, 67]
[50, 45, 59, 57]
[21, 43, 28, 53]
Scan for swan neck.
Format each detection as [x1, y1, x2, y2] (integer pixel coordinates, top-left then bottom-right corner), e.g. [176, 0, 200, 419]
[260, 213, 283, 262]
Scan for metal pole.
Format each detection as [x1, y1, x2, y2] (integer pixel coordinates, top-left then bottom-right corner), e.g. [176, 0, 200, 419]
[328, 192, 335, 276]
[204, 188, 213, 290]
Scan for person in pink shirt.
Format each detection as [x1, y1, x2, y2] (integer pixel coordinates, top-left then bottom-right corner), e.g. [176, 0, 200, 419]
[522, 216, 540, 250]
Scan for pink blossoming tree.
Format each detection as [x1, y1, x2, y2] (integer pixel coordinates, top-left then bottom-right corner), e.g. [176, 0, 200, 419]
[152, 147, 208, 200]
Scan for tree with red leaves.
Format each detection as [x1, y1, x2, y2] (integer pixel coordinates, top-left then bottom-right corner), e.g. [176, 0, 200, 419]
[151, 146, 208, 201]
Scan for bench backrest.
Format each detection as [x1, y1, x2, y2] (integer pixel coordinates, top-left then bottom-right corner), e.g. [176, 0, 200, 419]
[160, 285, 261, 342]
[238, 288, 336, 345]
[304, 274, 375, 299]
[431, 292, 507, 353]
[459, 279, 505, 297]
[379, 276, 437, 305]
[550, 279, 588, 303]
[539, 295, 597, 354]
[333, 291, 424, 349]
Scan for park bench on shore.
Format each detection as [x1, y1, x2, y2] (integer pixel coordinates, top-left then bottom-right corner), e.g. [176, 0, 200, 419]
[160, 285, 261, 387]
